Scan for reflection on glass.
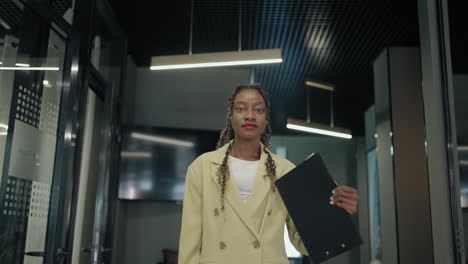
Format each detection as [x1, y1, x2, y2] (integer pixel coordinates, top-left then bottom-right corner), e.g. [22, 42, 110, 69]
[447, 0, 468, 258]
[51, 0, 75, 24]
[0, 2, 66, 263]
[91, 15, 113, 80]
[454, 75, 468, 259]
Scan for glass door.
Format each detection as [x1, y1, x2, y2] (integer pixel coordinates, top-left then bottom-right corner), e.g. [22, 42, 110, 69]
[70, 67, 118, 264]
[0, 2, 68, 264]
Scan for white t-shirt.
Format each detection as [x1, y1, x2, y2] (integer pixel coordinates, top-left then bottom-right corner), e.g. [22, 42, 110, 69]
[229, 155, 259, 202]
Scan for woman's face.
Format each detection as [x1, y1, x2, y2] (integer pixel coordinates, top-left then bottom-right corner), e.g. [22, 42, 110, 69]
[229, 89, 268, 142]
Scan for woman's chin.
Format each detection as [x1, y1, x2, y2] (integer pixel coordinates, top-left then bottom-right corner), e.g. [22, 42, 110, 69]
[236, 133, 261, 141]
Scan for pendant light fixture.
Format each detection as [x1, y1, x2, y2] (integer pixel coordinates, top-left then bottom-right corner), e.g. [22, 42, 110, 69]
[150, 0, 282, 70]
[286, 80, 352, 139]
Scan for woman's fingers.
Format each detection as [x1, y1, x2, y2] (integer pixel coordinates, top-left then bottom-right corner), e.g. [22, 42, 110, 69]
[333, 186, 359, 198]
[333, 196, 358, 207]
[330, 185, 359, 215]
[335, 185, 358, 194]
[335, 200, 358, 214]
[332, 190, 359, 201]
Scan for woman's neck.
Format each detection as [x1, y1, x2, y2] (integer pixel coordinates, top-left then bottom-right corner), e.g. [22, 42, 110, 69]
[230, 139, 261, 161]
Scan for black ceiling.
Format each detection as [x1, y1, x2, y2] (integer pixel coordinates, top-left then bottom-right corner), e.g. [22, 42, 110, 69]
[110, 0, 420, 136]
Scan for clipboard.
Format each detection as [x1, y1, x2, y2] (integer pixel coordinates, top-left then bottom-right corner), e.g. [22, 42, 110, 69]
[275, 153, 362, 263]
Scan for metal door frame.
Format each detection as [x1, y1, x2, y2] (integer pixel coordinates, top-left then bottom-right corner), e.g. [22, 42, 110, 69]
[418, 0, 463, 263]
[45, 0, 126, 262]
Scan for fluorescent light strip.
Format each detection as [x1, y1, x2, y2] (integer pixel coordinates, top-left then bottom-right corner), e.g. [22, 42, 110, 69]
[131, 132, 194, 148]
[151, 49, 282, 70]
[121, 151, 153, 158]
[458, 146, 468, 151]
[460, 160, 468, 166]
[305, 80, 335, 91]
[150, 58, 282, 70]
[0, 18, 11, 30]
[0, 66, 60, 71]
[0, 123, 7, 135]
[286, 124, 352, 139]
[15, 63, 30, 67]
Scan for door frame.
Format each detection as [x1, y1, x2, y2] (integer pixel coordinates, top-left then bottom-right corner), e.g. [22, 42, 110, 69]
[26, 0, 127, 262]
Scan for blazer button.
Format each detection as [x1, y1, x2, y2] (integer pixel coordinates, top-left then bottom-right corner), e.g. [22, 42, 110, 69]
[267, 209, 272, 216]
[214, 208, 219, 216]
[219, 241, 226, 250]
[253, 240, 261, 249]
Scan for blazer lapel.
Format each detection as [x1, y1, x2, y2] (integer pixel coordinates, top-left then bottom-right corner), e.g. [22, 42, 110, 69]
[208, 141, 260, 240]
[245, 148, 271, 217]
[245, 146, 274, 235]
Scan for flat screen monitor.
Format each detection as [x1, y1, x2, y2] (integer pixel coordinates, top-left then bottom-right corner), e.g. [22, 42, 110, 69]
[118, 126, 219, 201]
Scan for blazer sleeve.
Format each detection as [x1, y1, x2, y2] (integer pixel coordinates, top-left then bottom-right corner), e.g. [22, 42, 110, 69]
[286, 214, 309, 256]
[283, 159, 309, 256]
[178, 163, 203, 264]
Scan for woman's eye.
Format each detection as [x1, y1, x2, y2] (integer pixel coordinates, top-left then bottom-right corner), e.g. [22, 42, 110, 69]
[235, 107, 245, 112]
[256, 108, 265, 112]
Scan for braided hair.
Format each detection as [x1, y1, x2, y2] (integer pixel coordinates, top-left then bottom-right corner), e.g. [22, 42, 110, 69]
[215, 84, 277, 210]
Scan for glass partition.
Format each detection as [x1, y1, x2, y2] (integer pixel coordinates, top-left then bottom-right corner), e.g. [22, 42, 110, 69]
[0, 2, 66, 263]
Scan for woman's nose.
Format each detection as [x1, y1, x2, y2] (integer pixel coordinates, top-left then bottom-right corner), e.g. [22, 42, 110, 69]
[246, 109, 255, 119]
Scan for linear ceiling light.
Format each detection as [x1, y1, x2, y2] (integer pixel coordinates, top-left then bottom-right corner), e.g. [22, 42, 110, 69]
[0, 17, 11, 30]
[150, 0, 282, 70]
[150, 49, 282, 70]
[121, 151, 153, 158]
[0, 123, 8, 136]
[287, 118, 352, 139]
[0, 66, 60, 71]
[287, 80, 352, 139]
[305, 79, 335, 91]
[131, 132, 194, 148]
[458, 146, 468, 151]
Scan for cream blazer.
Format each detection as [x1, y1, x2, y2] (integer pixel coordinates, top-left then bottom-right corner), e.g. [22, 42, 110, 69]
[178, 141, 308, 264]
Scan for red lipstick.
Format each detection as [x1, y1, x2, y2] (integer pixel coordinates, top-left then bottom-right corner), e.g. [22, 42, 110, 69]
[242, 123, 258, 129]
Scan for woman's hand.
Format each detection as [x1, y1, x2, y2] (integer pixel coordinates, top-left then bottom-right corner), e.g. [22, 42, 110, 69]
[330, 185, 359, 215]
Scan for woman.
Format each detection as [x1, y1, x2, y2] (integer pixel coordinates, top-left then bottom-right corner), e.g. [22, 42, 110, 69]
[178, 84, 359, 264]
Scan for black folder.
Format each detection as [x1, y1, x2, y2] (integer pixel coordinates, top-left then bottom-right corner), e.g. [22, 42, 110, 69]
[275, 153, 362, 264]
